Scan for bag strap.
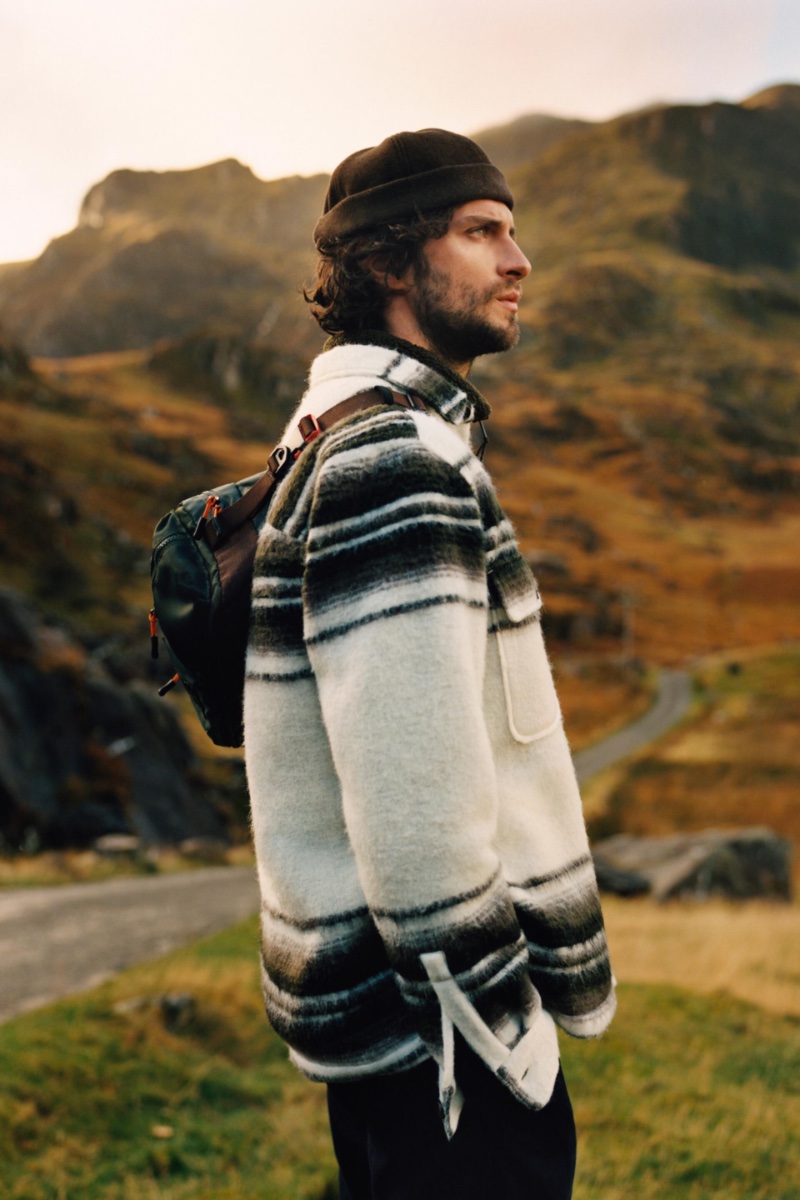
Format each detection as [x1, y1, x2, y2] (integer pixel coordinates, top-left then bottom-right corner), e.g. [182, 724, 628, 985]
[202, 386, 419, 549]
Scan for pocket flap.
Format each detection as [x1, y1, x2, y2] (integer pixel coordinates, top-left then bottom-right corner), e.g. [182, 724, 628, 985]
[490, 553, 542, 626]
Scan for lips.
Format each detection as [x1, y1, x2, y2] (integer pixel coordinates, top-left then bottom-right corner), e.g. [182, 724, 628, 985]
[496, 291, 521, 312]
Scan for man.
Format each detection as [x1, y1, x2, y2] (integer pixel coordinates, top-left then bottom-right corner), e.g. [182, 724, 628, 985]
[244, 129, 615, 1200]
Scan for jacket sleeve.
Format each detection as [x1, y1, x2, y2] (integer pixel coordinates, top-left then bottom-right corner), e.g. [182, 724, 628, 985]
[303, 425, 561, 1127]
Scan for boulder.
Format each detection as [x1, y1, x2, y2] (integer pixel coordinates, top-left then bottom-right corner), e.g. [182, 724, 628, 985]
[593, 828, 792, 901]
[93, 833, 142, 858]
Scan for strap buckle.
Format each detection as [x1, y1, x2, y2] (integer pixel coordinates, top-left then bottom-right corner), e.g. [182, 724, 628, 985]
[297, 413, 322, 449]
[267, 444, 291, 477]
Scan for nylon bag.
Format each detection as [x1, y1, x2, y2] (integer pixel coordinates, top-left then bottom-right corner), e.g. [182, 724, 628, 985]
[150, 387, 412, 746]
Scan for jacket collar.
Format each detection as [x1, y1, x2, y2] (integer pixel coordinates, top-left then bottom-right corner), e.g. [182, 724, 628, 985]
[322, 331, 492, 425]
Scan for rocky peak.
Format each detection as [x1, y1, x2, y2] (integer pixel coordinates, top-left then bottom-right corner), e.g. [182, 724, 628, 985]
[78, 158, 259, 230]
[742, 82, 800, 111]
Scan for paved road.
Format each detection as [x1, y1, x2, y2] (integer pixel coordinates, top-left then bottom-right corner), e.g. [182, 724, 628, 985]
[572, 668, 692, 783]
[0, 670, 691, 1024]
[0, 866, 260, 1023]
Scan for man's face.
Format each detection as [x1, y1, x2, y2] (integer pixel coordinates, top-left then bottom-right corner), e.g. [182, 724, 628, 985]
[392, 199, 531, 372]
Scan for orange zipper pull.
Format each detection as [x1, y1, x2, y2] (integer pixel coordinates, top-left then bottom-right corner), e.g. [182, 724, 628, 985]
[193, 494, 221, 540]
[158, 673, 180, 697]
[149, 608, 159, 659]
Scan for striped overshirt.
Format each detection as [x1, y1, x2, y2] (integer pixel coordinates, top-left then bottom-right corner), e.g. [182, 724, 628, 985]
[244, 333, 615, 1133]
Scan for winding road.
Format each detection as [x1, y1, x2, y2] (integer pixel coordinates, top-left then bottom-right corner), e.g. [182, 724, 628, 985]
[0, 670, 691, 1024]
[572, 668, 692, 783]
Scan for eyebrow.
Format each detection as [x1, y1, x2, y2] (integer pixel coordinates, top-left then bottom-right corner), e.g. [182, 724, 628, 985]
[453, 212, 517, 238]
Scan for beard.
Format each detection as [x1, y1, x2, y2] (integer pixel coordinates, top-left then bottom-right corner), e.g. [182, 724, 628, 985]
[409, 262, 521, 367]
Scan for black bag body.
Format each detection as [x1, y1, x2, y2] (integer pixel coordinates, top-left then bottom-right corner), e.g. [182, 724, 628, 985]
[150, 387, 415, 748]
[151, 470, 266, 747]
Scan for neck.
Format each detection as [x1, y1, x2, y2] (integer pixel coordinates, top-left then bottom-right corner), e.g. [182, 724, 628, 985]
[382, 300, 472, 377]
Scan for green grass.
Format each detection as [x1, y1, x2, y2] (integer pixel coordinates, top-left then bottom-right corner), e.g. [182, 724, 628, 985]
[563, 985, 800, 1199]
[2, 920, 798, 1199]
[0, 920, 337, 1200]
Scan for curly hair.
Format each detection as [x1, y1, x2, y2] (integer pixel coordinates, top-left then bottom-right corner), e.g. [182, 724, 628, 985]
[304, 206, 456, 337]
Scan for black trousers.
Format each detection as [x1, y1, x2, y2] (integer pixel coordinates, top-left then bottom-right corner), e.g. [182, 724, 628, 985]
[326, 1051, 576, 1200]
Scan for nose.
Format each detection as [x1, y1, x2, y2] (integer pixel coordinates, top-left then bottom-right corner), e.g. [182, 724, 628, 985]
[502, 237, 531, 280]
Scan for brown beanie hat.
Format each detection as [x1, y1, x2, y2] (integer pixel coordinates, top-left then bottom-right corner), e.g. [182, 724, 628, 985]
[314, 128, 513, 246]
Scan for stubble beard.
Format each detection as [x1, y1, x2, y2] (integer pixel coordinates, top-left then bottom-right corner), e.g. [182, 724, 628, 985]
[411, 262, 521, 368]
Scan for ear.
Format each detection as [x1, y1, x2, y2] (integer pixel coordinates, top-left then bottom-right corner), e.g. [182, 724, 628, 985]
[365, 254, 413, 294]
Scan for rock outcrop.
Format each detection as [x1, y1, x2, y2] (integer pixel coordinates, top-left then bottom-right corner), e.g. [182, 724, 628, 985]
[0, 588, 233, 850]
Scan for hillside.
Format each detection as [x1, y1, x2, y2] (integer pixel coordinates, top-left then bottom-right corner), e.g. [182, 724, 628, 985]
[478, 85, 800, 658]
[472, 111, 592, 174]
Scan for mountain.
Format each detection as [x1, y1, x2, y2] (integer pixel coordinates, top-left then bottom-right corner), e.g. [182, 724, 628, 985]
[1, 87, 798, 362]
[0, 159, 327, 358]
[497, 84, 800, 457]
[472, 112, 592, 174]
[743, 82, 800, 111]
[2, 87, 800, 667]
[0, 112, 593, 359]
[509, 87, 800, 271]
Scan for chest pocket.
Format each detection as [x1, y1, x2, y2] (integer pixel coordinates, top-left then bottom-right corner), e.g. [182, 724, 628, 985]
[488, 552, 562, 745]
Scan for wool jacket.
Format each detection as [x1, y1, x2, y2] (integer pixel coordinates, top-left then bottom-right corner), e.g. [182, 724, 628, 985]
[244, 332, 616, 1135]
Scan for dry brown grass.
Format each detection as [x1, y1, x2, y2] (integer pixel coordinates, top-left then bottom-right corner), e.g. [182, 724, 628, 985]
[15, 334, 800, 673]
[38, 354, 274, 480]
[0, 845, 254, 889]
[602, 895, 800, 1019]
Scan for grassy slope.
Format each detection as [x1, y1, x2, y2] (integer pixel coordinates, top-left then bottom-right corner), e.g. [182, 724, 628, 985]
[4, 350, 796, 820]
[17, 342, 800, 667]
[5, 351, 663, 727]
[0, 922, 336, 1200]
[2, 911, 798, 1200]
[1, 353, 277, 641]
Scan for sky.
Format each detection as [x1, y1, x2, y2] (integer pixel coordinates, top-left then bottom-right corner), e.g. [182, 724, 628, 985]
[0, 0, 798, 264]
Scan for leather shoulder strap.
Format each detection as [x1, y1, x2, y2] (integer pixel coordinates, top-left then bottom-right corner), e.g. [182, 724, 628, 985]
[204, 387, 414, 547]
[310, 386, 419, 434]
